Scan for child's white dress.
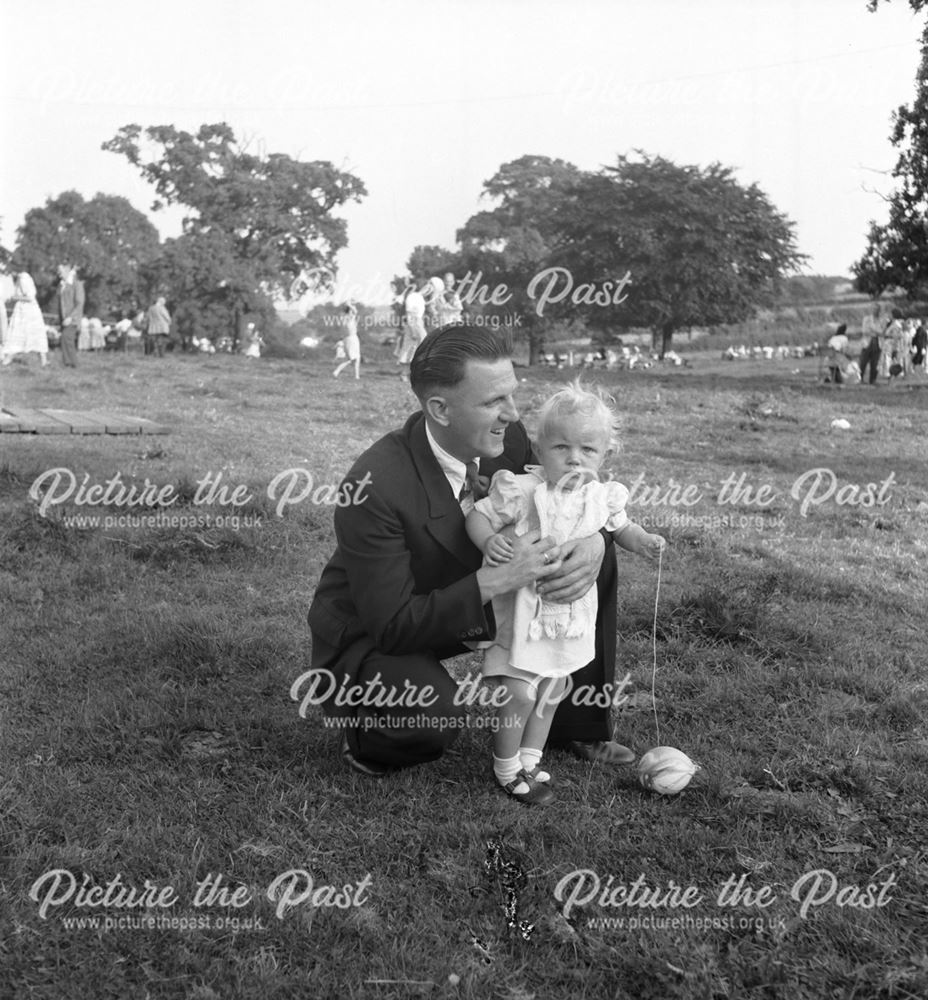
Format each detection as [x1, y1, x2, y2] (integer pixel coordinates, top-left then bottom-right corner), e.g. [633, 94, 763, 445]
[342, 319, 360, 361]
[475, 466, 629, 682]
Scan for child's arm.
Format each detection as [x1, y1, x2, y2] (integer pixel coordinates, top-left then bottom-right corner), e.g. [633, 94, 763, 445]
[612, 521, 665, 562]
[465, 508, 514, 566]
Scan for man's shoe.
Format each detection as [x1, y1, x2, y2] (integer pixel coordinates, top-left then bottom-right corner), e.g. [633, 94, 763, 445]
[564, 740, 635, 765]
[500, 769, 555, 806]
[340, 732, 395, 779]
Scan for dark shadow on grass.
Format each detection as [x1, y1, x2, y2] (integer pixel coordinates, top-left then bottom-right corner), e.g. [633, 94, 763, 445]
[124, 527, 254, 567]
[0, 506, 77, 560]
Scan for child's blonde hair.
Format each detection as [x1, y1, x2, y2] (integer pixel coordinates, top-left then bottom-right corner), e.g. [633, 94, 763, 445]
[535, 379, 619, 452]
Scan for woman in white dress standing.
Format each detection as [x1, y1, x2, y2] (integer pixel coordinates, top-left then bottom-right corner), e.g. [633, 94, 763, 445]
[2, 272, 49, 367]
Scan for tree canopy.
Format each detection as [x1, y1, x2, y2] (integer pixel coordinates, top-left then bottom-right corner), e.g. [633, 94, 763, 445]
[557, 154, 805, 354]
[102, 123, 367, 340]
[103, 123, 367, 296]
[854, 2, 928, 297]
[147, 229, 276, 346]
[867, 0, 927, 13]
[11, 191, 160, 315]
[398, 156, 588, 361]
[395, 245, 462, 294]
[399, 152, 803, 358]
[457, 155, 585, 332]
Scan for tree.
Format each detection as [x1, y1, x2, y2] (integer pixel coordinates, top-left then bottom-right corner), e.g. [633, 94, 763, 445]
[456, 156, 586, 362]
[392, 245, 462, 296]
[103, 123, 367, 306]
[556, 154, 805, 355]
[854, 1, 928, 297]
[144, 230, 276, 348]
[397, 153, 801, 361]
[11, 192, 160, 315]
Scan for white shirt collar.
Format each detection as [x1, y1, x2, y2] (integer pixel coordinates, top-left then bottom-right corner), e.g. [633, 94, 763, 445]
[425, 421, 478, 507]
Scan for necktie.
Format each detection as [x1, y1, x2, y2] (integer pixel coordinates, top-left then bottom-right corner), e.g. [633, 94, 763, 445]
[459, 461, 481, 502]
[458, 462, 490, 504]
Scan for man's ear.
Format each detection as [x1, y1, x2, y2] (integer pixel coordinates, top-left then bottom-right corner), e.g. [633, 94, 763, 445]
[424, 393, 450, 426]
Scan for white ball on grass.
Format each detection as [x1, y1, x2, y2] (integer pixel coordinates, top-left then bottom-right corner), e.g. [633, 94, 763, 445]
[637, 746, 699, 795]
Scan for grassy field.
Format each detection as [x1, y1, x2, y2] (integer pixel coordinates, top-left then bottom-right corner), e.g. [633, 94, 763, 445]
[1, 343, 927, 1000]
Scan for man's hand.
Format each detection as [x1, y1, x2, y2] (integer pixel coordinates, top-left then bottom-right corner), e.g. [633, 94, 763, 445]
[476, 529, 560, 604]
[537, 532, 604, 604]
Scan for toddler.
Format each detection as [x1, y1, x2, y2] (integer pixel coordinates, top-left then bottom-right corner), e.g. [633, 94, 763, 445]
[465, 380, 665, 805]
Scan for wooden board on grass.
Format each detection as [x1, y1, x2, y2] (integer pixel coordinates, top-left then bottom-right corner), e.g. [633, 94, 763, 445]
[40, 409, 109, 434]
[109, 414, 169, 435]
[0, 407, 72, 433]
[88, 412, 161, 435]
[0, 408, 168, 435]
[0, 411, 24, 432]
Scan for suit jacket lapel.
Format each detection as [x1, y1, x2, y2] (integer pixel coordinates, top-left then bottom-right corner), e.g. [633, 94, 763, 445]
[405, 415, 482, 571]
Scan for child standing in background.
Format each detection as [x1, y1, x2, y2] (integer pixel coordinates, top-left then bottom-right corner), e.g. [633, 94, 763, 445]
[465, 380, 666, 805]
[333, 303, 361, 379]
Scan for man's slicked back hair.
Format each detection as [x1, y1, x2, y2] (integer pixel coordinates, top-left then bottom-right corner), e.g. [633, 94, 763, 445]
[409, 323, 513, 398]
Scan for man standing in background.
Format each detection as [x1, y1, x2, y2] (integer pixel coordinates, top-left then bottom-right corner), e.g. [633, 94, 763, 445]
[56, 263, 84, 369]
[859, 304, 883, 386]
[146, 296, 172, 358]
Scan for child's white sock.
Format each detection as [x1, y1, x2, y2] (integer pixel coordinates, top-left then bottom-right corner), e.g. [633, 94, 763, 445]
[493, 754, 528, 794]
[520, 747, 550, 783]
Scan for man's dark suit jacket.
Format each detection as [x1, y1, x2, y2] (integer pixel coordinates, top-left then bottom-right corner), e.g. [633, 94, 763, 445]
[57, 278, 85, 327]
[307, 410, 616, 738]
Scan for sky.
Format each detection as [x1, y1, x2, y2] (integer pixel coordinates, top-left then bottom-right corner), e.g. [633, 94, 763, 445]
[1, 0, 925, 304]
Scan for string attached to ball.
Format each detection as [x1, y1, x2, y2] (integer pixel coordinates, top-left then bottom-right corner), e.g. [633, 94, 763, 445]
[650, 545, 664, 746]
[637, 544, 700, 795]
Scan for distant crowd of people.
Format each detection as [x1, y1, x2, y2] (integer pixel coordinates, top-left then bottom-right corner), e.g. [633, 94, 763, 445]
[825, 305, 928, 386]
[329, 272, 464, 382]
[392, 273, 463, 378]
[7, 265, 924, 388]
[723, 343, 816, 361]
[0, 263, 264, 369]
[539, 345, 687, 370]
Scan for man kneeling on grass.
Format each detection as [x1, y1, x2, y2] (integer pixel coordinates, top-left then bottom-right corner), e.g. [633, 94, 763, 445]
[304, 324, 634, 802]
